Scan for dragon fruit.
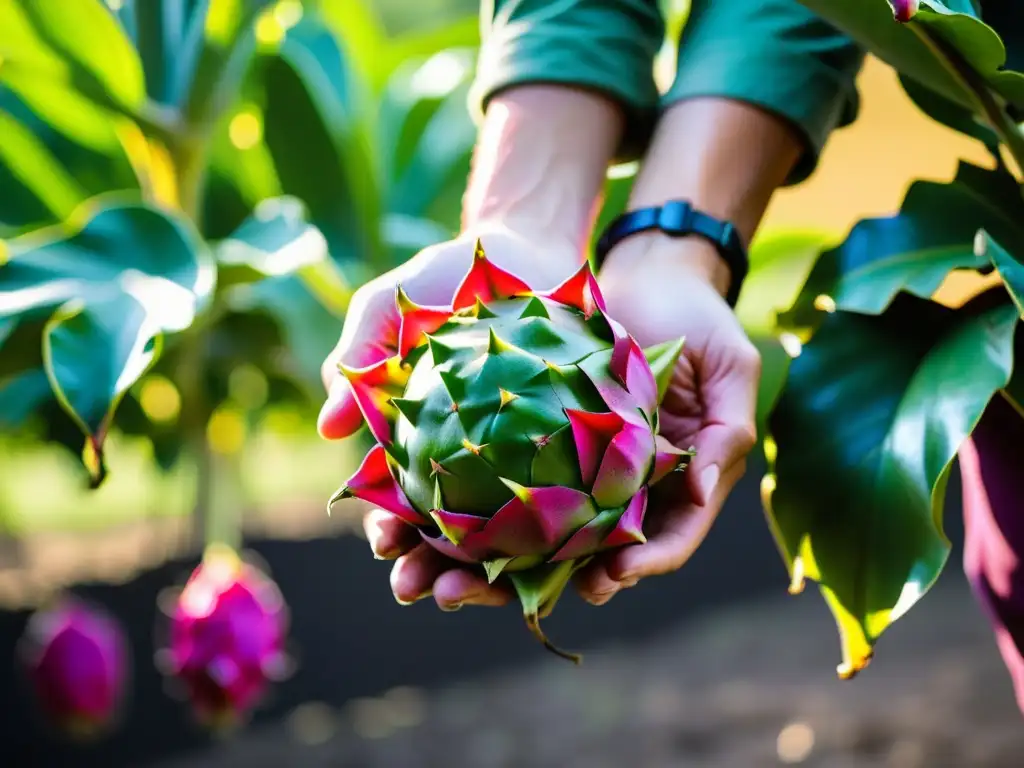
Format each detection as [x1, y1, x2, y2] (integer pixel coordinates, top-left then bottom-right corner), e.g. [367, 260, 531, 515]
[329, 240, 692, 661]
[160, 545, 289, 726]
[20, 596, 128, 737]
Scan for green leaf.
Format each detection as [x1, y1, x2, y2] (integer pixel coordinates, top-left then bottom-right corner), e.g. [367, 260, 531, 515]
[223, 273, 344, 395]
[11, 0, 147, 111]
[1, 75, 130, 156]
[797, 0, 1024, 111]
[737, 228, 837, 336]
[765, 292, 1019, 679]
[984, 232, 1024, 316]
[752, 336, 793, 441]
[0, 198, 214, 483]
[381, 49, 476, 223]
[132, 0, 211, 105]
[0, 369, 53, 431]
[0, 109, 87, 220]
[898, 74, 1000, 147]
[261, 12, 381, 278]
[780, 161, 1024, 332]
[202, 100, 282, 239]
[181, 0, 273, 127]
[215, 196, 330, 286]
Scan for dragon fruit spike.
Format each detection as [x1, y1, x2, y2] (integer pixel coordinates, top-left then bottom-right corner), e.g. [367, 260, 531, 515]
[331, 240, 692, 661]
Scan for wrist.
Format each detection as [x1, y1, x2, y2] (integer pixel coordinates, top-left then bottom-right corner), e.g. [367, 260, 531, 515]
[601, 232, 733, 298]
[461, 85, 623, 255]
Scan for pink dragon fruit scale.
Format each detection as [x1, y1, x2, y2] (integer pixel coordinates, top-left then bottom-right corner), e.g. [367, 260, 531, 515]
[19, 596, 129, 739]
[159, 544, 290, 727]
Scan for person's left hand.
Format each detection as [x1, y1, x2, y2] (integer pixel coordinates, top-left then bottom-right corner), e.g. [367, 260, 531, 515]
[569, 234, 762, 604]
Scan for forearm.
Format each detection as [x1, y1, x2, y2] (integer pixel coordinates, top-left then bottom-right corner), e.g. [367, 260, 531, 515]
[604, 97, 805, 296]
[462, 85, 625, 257]
[630, 98, 802, 240]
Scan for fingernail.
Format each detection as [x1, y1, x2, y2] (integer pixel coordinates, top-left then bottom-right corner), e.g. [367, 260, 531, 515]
[372, 546, 402, 560]
[700, 464, 720, 502]
[585, 586, 620, 605]
[619, 576, 639, 589]
[440, 601, 463, 612]
[395, 589, 431, 606]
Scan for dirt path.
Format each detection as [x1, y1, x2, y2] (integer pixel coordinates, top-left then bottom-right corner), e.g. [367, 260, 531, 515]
[156, 578, 1023, 768]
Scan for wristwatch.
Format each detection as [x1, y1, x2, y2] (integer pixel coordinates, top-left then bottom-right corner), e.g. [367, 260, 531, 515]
[593, 199, 749, 308]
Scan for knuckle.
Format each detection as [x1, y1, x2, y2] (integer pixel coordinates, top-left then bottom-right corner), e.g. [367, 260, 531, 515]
[737, 342, 762, 375]
[736, 425, 758, 455]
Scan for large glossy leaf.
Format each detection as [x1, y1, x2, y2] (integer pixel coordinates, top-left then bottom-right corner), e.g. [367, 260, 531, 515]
[765, 292, 1019, 679]
[985, 232, 1024, 317]
[736, 229, 840, 438]
[215, 196, 331, 286]
[0, 198, 214, 484]
[898, 73, 1000, 147]
[212, 194, 351, 393]
[261, 12, 381, 280]
[130, 0, 208, 106]
[796, 0, 1024, 111]
[780, 161, 1024, 333]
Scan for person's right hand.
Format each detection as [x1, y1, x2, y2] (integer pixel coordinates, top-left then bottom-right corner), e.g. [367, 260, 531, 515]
[317, 225, 582, 610]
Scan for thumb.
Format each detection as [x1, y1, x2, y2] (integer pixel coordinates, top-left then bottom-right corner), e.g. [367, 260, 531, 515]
[687, 344, 760, 506]
[317, 292, 400, 440]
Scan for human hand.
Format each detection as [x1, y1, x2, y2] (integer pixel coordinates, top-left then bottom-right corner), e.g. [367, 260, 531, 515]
[572, 234, 762, 604]
[317, 225, 583, 610]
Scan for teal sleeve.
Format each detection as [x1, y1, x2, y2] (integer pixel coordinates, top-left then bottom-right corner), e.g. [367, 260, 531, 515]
[665, 0, 865, 184]
[469, 0, 665, 161]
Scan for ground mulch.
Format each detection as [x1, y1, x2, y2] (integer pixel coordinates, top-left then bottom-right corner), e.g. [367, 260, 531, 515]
[157, 578, 1023, 767]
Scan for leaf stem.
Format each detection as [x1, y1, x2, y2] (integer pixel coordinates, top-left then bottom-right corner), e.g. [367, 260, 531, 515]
[910, 24, 1024, 178]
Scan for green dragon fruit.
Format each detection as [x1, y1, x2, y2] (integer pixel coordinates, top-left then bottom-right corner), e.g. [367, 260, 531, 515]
[330, 240, 692, 661]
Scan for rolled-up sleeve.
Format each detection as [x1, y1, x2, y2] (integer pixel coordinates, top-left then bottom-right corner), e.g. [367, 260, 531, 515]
[664, 0, 865, 184]
[469, 0, 665, 161]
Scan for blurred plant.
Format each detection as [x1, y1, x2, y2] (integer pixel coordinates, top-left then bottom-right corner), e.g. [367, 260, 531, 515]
[0, 0, 479, 730]
[0, 0, 479, 538]
[738, 0, 1024, 681]
[18, 595, 130, 739]
[156, 544, 290, 728]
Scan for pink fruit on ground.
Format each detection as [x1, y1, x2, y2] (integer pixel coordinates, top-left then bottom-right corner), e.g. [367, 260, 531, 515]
[20, 596, 128, 738]
[161, 545, 289, 726]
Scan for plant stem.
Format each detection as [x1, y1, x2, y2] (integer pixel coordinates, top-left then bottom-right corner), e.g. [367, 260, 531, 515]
[911, 25, 1024, 177]
[169, 131, 215, 551]
[175, 323, 213, 551]
[163, 6, 265, 553]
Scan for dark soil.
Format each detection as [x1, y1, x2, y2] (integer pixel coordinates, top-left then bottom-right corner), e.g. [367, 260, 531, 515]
[156, 579, 1023, 768]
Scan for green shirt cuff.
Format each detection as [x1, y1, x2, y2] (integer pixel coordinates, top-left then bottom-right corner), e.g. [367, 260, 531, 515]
[664, 0, 864, 184]
[469, 0, 665, 162]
